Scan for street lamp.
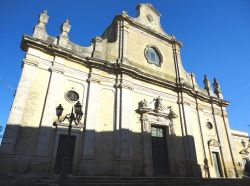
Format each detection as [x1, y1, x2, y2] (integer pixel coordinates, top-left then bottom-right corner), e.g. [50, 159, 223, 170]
[54, 101, 83, 178]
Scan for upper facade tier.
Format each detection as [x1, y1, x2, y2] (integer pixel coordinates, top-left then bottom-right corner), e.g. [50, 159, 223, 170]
[20, 3, 227, 106]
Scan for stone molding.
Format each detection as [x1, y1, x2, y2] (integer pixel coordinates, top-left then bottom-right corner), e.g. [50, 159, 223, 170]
[87, 74, 102, 84]
[49, 64, 65, 74]
[23, 59, 39, 67]
[208, 139, 220, 147]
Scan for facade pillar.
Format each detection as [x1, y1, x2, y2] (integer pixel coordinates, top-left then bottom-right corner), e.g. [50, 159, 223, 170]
[32, 57, 65, 173]
[210, 102, 228, 177]
[78, 72, 101, 175]
[220, 106, 238, 177]
[0, 59, 38, 155]
[117, 78, 133, 176]
[141, 114, 154, 176]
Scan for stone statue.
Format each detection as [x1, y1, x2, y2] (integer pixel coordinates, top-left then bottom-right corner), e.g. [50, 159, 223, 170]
[154, 96, 163, 111]
[138, 99, 148, 108]
[167, 106, 177, 120]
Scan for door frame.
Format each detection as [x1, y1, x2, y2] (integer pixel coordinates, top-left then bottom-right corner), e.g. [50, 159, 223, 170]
[50, 127, 81, 175]
[208, 140, 225, 178]
[151, 124, 169, 175]
[141, 113, 175, 176]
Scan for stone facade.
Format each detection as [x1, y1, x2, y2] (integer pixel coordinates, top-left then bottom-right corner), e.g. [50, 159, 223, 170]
[0, 3, 249, 178]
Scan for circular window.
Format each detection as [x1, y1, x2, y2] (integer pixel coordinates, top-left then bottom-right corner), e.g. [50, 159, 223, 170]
[206, 122, 213, 129]
[145, 47, 161, 66]
[66, 90, 79, 102]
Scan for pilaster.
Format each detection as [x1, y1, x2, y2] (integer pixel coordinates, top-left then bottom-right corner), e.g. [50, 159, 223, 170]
[1, 59, 38, 155]
[115, 77, 133, 176]
[0, 59, 38, 174]
[79, 72, 101, 175]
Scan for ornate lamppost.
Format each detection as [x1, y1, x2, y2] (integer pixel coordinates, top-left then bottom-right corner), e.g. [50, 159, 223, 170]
[54, 101, 83, 178]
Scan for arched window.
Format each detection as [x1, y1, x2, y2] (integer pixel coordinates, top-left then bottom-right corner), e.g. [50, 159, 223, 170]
[145, 47, 161, 66]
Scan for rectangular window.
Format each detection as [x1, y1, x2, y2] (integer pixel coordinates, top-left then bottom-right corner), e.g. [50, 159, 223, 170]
[212, 152, 223, 177]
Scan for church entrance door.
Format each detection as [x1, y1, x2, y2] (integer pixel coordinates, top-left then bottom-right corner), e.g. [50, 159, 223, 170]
[151, 125, 169, 175]
[54, 134, 76, 174]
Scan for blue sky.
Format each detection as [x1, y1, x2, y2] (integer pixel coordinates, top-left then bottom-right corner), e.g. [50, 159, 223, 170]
[0, 0, 250, 139]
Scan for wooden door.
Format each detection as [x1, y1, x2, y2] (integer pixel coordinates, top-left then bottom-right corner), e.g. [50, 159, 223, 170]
[54, 134, 76, 174]
[151, 126, 169, 175]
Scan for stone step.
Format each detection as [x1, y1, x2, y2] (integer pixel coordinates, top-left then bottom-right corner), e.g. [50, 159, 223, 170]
[35, 177, 250, 186]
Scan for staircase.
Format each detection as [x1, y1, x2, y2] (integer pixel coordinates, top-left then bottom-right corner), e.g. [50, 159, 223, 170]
[35, 176, 250, 186]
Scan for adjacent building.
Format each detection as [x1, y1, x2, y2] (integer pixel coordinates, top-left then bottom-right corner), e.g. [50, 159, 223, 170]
[0, 3, 249, 178]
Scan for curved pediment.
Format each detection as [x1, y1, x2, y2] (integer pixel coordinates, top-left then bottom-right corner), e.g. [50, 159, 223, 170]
[131, 3, 169, 36]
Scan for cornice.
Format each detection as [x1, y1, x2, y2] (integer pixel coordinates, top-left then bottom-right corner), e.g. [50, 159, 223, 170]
[21, 34, 229, 108]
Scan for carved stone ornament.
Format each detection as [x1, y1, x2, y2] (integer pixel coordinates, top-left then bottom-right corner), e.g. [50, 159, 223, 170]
[65, 90, 79, 102]
[137, 96, 177, 120]
[240, 140, 250, 155]
[38, 10, 49, 28]
[208, 139, 220, 147]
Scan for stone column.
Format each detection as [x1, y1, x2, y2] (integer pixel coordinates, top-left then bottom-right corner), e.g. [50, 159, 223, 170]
[78, 73, 101, 175]
[1, 59, 38, 155]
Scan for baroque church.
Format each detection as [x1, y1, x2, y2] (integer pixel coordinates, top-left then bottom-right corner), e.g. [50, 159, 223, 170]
[0, 3, 249, 179]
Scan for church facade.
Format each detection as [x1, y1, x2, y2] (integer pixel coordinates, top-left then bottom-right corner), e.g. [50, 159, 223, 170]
[0, 3, 249, 178]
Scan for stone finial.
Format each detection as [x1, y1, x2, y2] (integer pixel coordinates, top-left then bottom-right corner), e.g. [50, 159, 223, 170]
[203, 74, 213, 96]
[58, 19, 71, 48]
[213, 78, 223, 99]
[92, 36, 104, 59]
[190, 73, 197, 90]
[60, 19, 71, 37]
[33, 10, 49, 40]
[38, 10, 49, 28]
[203, 74, 211, 91]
